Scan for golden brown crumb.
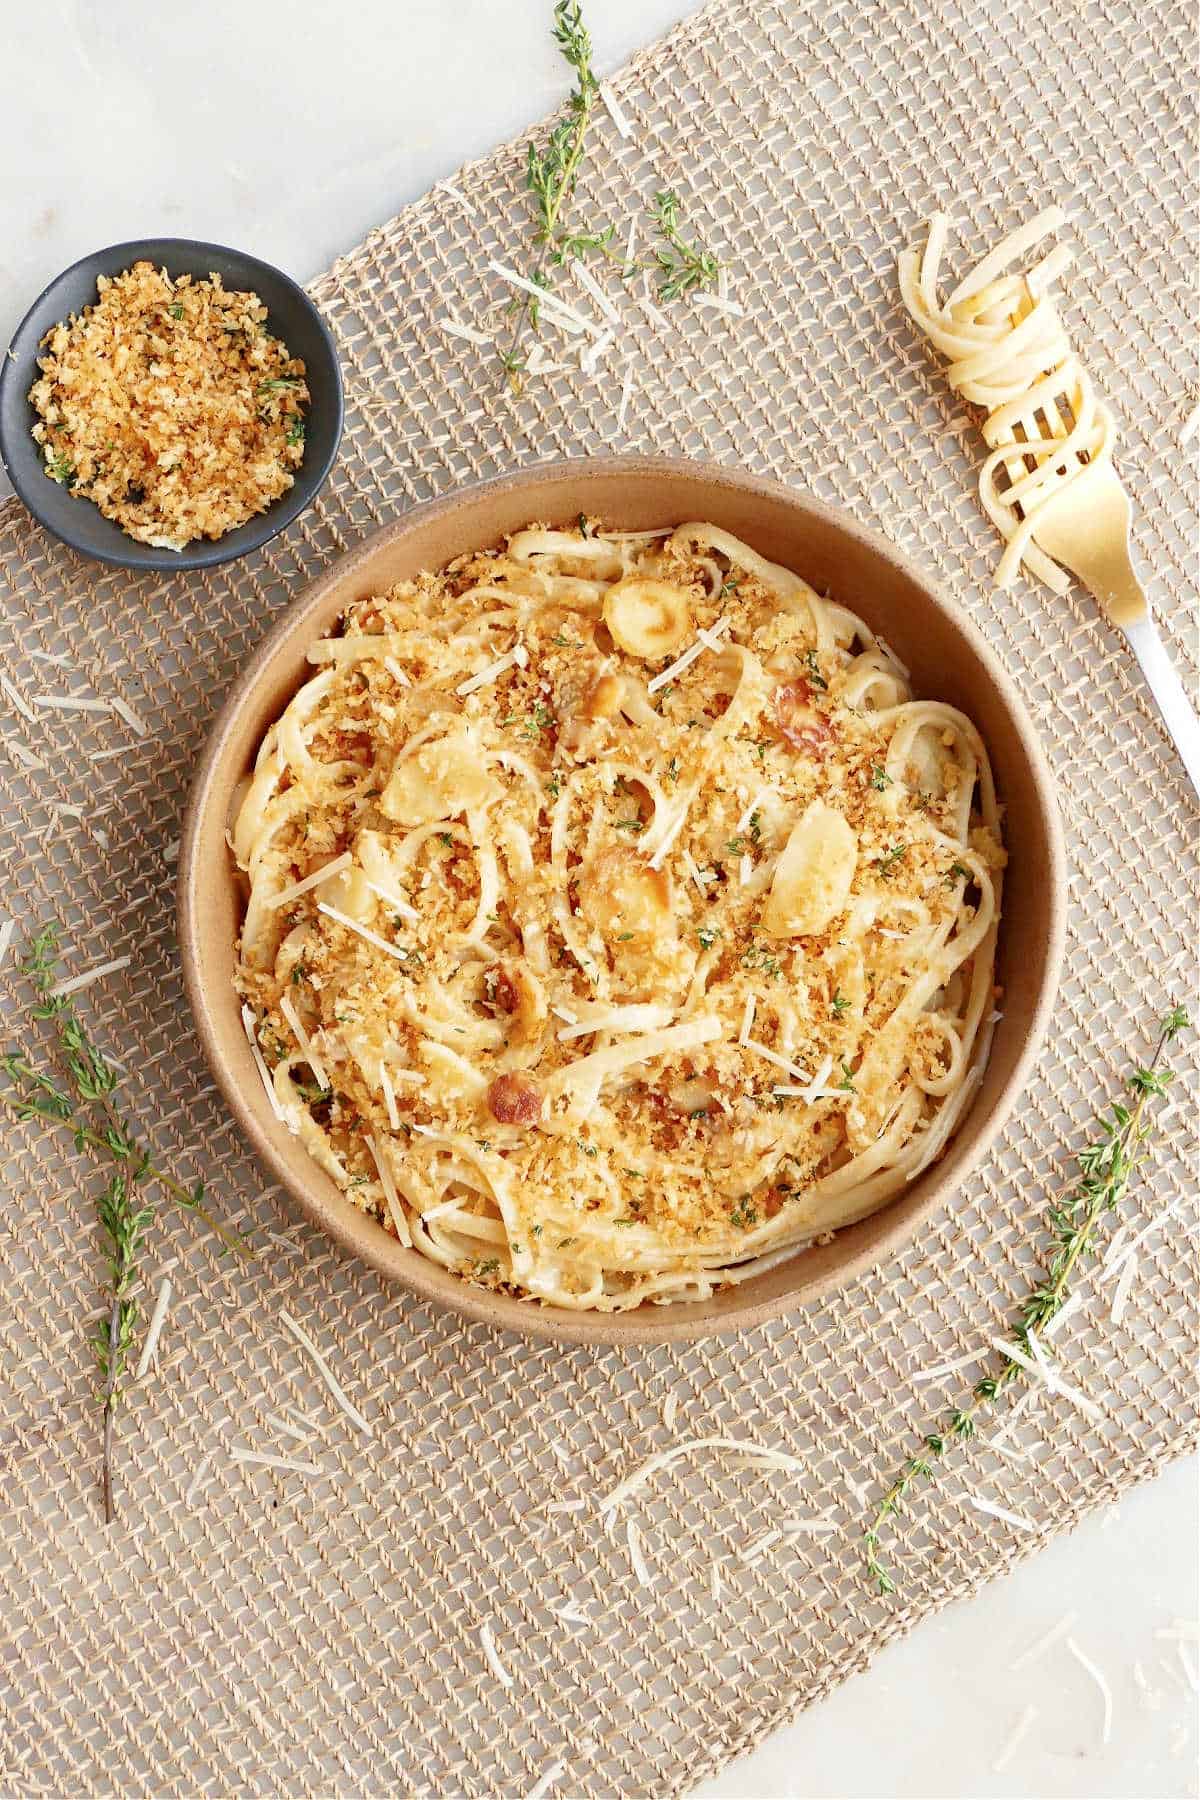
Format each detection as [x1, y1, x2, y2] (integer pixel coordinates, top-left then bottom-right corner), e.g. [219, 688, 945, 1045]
[29, 261, 307, 548]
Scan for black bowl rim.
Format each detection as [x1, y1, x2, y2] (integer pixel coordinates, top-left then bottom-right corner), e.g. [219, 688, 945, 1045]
[0, 235, 345, 572]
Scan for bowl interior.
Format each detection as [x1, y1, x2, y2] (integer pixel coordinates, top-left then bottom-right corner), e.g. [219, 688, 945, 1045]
[179, 458, 1064, 1344]
[0, 237, 344, 571]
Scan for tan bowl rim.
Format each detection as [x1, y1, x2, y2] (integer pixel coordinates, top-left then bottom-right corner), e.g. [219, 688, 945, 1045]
[178, 454, 1067, 1344]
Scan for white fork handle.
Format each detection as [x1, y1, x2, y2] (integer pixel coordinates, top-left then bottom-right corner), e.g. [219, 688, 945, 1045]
[1123, 613, 1200, 801]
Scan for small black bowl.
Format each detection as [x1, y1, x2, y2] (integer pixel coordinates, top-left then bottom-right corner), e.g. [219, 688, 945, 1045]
[0, 237, 344, 572]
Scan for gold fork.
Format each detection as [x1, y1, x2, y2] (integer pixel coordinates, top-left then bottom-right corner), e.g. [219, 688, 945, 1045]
[989, 287, 1200, 799]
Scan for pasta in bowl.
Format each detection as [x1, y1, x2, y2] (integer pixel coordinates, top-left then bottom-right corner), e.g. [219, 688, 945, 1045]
[180, 459, 1064, 1342]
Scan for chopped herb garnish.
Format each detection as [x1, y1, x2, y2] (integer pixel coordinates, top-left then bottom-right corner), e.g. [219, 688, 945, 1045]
[748, 811, 762, 843]
[804, 649, 828, 690]
[831, 991, 850, 1016]
[718, 576, 741, 598]
[837, 1062, 856, 1092]
[741, 942, 781, 978]
[615, 818, 645, 833]
[697, 925, 722, 950]
[872, 843, 908, 878]
[474, 1257, 500, 1277]
[729, 1196, 759, 1230]
[167, 303, 184, 320]
[286, 417, 306, 447]
[944, 861, 972, 887]
[870, 764, 892, 790]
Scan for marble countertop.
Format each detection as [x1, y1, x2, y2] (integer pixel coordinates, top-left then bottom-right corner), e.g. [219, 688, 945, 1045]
[2, 3, 1195, 1794]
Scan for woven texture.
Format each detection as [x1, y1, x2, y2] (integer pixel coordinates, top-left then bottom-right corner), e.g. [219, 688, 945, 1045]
[1, 1, 1197, 1792]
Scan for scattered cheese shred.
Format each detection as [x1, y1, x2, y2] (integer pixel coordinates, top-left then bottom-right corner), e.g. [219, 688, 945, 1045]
[379, 1064, 400, 1132]
[597, 79, 633, 139]
[47, 954, 130, 999]
[2, 735, 48, 771]
[694, 293, 746, 319]
[456, 647, 524, 695]
[1179, 401, 1200, 447]
[280, 992, 328, 1090]
[479, 1621, 515, 1689]
[368, 1134, 412, 1247]
[663, 1391, 679, 1432]
[626, 1518, 653, 1588]
[133, 1276, 173, 1381]
[1066, 1636, 1114, 1745]
[615, 363, 633, 435]
[242, 1003, 287, 1123]
[1009, 1608, 1078, 1670]
[743, 1038, 811, 1083]
[646, 615, 729, 694]
[0, 919, 14, 969]
[556, 1003, 673, 1041]
[278, 1308, 374, 1438]
[0, 675, 36, 725]
[912, 1348, 984, 1384]
[571, 257, 621, 327]
[736, 786, 773, 833]
[111, 696, 149, 736]
[737, 993, 757, 1045]
[992, 1703, 1038, 1774]
[184, 1451, 215, 1507]
[682, 848, 709, 893]
[487, 261, 593, 335]
[526, 1758, 566, 1800]
[316, 901, 410, 962]
[265, 851, 353, 911]
[436, 180, 477, 216]
[966, 1492, 1038, 1534]
[33, 693, 111, 713]
[231, 1448, 322, 1477]
[362, 875, 420, 922]
[598, 1435, 806, 1514]
[1110, 1251, 1138, 1325]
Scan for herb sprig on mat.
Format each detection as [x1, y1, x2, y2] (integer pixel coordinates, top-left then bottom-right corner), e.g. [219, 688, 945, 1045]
[1, 925, 250, 1522]
[497, 2, 721, 388]
[864, 1004, 1190, 1596]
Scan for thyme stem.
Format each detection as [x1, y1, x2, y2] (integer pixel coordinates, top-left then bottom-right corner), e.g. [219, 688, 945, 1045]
[864, 1004, 1190, 1595]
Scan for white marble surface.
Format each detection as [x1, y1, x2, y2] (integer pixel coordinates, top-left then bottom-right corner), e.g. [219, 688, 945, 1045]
[2, 3, 1196, 1794]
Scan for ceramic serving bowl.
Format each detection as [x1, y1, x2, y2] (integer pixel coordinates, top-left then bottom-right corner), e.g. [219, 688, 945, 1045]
[178, 456, 1066, 1344]
[0, 237, 343, 572]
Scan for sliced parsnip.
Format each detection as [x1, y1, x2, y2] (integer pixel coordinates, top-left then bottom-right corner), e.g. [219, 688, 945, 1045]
[579, 846, 672, 941]
[602, 577, 692, 659]
[380, 728, 500, 825]
[762, 799, 857, 937]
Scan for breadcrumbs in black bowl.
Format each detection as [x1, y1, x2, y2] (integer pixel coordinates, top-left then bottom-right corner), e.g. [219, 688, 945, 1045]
[0, 238, 344, 572]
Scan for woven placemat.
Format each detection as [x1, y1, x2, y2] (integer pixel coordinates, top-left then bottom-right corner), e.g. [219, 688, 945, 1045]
[1, 1, 1196, 1793]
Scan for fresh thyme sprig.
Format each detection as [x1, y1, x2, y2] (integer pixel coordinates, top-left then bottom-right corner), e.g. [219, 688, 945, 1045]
[864, 1004, 1191, 1596]
[499, 0, 604, 387]
[498, 4, 722, 388]
[651, 189, 721, 302]
[1, 925, 251, 1521]
[95, 1167, 153, 1524]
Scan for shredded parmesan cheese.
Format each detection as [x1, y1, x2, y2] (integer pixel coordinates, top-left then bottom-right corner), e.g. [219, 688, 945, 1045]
[1109, 1251, 1138, 1325]
[966, 1492, 1038, 1534]
[1009, 1609, 1078, 1670]
[0, 675, 36, 725]
[456, 647, 524, 695]
[133, 1276, 172, 1381]
[1066, 1636, 1113, 1744]
[265, 851, 353, 911]
[368, 1134, 412, 1247]
[526, 1759, 566, 1800]
[111, 696, 149, 736]
[280, 992, 328, 1090]
[626, 1518, 653, 1588]
[598, 1435, 806, 1514]
[571, 258, 621, 327]
[737, 993, 757, 1045]
[47, 954, 130, 999]
[646, 615, 730, 694]
[743, 1038, 811, 1083]
[231, 1448, 322, 1477]
[992, 1703, 1038, 1774]
[597, 79, 633, 139]
[33, 693, 112, 713]
[278, 1308, 374, 1438]
[479, 1622, 514, 1689]
[362, 875, 419, 922]
[316, 902, 411, 962]
[0, 919, 14, 969]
